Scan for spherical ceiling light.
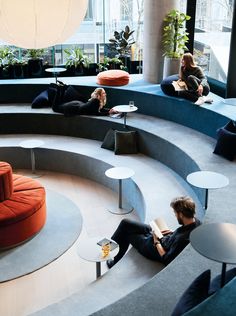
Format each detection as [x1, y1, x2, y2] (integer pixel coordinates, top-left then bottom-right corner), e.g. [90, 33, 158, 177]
[0, 0, 88, 49]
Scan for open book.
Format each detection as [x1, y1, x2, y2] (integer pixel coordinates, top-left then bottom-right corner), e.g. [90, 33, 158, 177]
[149, 217, 172, 239]
[172, 80, 188, 91]
[97, 238, 118, 251]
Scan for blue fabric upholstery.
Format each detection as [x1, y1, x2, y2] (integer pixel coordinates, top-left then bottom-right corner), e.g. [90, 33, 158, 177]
[171, 270, 211, 316]
[31, 90, 50, 108]
[209, 268, 236, 295]
[183, 277, 236, 316]
[213, 120, 236, 161]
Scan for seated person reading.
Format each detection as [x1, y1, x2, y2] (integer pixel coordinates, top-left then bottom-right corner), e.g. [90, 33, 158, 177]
[106, 196, 201, 268]
[52, 88, 118, 116]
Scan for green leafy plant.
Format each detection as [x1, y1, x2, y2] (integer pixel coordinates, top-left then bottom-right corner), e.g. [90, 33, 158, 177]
[64, 47, 90, 68]
[162, 9, 191, 58]
[0, 46, 15, 68]
[97, 56, 124, 72]
[26, 49, 45, 59]
[109, 25, 135, 57]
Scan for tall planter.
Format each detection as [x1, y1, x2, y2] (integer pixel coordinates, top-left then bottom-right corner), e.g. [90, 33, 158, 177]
[28, 59, 43, 78]
[163, 57, 180, 78]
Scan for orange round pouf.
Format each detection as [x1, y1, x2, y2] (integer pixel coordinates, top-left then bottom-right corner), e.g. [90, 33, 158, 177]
[96, 69, 130, 86]
[0, 173, 46, 249]
[0, 161, 13, 201]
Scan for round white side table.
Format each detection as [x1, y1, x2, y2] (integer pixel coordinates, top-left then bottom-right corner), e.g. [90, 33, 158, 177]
[105, 167, 135, 215]
[187, 171, 229, 209]
[19, 139, 44, 174]
[113, 105, 138, 128]
[77, 237, 119, 279]
[45, 67, 67, 83]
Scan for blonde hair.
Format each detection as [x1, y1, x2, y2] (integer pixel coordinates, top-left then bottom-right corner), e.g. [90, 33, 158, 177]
[90, 88, 106, 108]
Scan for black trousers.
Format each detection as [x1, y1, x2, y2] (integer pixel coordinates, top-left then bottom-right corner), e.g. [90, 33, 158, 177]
[179, 75, 210, 102]
[111, 219, 163, 263]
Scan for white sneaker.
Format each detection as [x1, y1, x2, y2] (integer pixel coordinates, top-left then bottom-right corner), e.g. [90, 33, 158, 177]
[195, 96, 205, 106]
[204, 97, 213, 104]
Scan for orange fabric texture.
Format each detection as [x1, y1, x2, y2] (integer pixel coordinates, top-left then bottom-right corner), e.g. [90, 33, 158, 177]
[96, 69, 130, 86]
[0, 170, 46, 249]
[0, 161, 13, 201]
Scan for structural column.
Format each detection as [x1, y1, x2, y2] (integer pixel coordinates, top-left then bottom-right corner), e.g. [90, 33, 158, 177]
[143, 0, 179, 83]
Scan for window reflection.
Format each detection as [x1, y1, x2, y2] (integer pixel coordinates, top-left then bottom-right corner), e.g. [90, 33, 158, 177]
[194, 0, 234, 82]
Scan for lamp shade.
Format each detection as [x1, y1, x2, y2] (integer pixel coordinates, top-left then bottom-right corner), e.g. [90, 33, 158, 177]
[0, 0, 88, 49]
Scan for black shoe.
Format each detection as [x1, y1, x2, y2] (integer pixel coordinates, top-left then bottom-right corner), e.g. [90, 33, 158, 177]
[106, 259, 115, 269]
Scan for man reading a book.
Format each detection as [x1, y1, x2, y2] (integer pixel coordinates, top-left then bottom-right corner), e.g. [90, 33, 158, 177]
[107, 196, 201, 268]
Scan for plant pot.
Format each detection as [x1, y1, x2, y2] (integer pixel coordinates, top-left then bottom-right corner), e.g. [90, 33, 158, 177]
[119, 55, 131, 72]
[0, 65, 14, 79]
[13, 64, 26, 79]
[163, 57, 180, 78]
[28, 58, 43, 78]
[83, 63, 98, 76]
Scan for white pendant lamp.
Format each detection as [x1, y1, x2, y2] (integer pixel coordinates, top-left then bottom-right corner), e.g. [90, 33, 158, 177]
[0, 0, 88, 49]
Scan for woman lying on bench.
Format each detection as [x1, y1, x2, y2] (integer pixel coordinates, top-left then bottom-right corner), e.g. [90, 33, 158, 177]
[52, 88, 118, 117]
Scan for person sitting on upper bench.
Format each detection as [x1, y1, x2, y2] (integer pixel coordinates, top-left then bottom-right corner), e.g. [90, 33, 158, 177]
[178, 52, 213, 106]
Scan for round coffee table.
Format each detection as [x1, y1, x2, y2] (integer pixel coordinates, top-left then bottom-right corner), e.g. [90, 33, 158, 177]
[19, 139, 44, 174]
[105, 167, 135, 215]
[77, 237, 119, 279]
[186, 171, 229, 209]
[113, 105, 138, 128]
[190, 223, 236, 287]
[45, 67, 67, 83]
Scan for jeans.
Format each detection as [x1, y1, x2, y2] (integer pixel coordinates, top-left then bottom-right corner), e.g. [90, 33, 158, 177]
[179, 75, 210, 102]
[111, 219, 163, 263]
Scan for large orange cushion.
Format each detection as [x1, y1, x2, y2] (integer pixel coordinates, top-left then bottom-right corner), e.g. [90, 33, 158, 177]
[0, 173, 46, 249]
[96, 69, 130, 86]
[0, 161, 13, 201]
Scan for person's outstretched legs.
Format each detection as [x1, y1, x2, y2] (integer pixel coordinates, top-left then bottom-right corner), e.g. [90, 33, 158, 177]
[111, 219, 151, 264]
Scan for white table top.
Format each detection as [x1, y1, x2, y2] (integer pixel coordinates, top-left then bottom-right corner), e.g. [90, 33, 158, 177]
[77, 237, 119, 263]
[105, 167, 135, 180]
[187, 171, 229, 189]
[19, 139, 45, 149]
[113, 105, 138, 113]
[45, 67, 67, 73]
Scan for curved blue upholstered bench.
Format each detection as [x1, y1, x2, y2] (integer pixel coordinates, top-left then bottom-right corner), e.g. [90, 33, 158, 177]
[0, 77, 236, 315]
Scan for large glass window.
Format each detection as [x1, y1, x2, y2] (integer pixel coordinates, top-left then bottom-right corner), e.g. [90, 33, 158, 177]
[194, 0, 234, 82]
[0, 0, 144, 78]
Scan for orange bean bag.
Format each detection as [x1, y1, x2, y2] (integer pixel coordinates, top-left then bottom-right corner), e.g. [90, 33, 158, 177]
[0, 161, 46, 249]
[96, 69, 130, 86]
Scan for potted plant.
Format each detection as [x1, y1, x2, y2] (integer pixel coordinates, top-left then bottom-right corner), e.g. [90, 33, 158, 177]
[12, 58, 28, 79]
[64, 47, 90, 76]
[162, 9, 191, 77]
[0, 46, 15, 79]
[97, 56, 124, 72]
[108, 25, 135, 72]
[26, 48, 45, 78]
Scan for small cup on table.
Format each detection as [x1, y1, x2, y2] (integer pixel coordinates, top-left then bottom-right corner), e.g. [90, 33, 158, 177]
[129, 100, 135, 108]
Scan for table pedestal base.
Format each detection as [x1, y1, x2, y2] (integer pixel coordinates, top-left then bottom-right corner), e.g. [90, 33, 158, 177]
[107, 201, 134, 215]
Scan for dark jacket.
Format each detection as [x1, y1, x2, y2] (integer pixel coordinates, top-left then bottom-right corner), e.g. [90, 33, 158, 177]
[53, 98, 110, 117]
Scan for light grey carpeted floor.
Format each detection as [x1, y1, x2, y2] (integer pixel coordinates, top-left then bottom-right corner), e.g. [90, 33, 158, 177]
[0, 189, 82, 283]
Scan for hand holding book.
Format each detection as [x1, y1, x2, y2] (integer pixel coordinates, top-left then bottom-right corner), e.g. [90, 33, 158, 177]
[172, 79, 188, 91]
[150, 217, 172, 239]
